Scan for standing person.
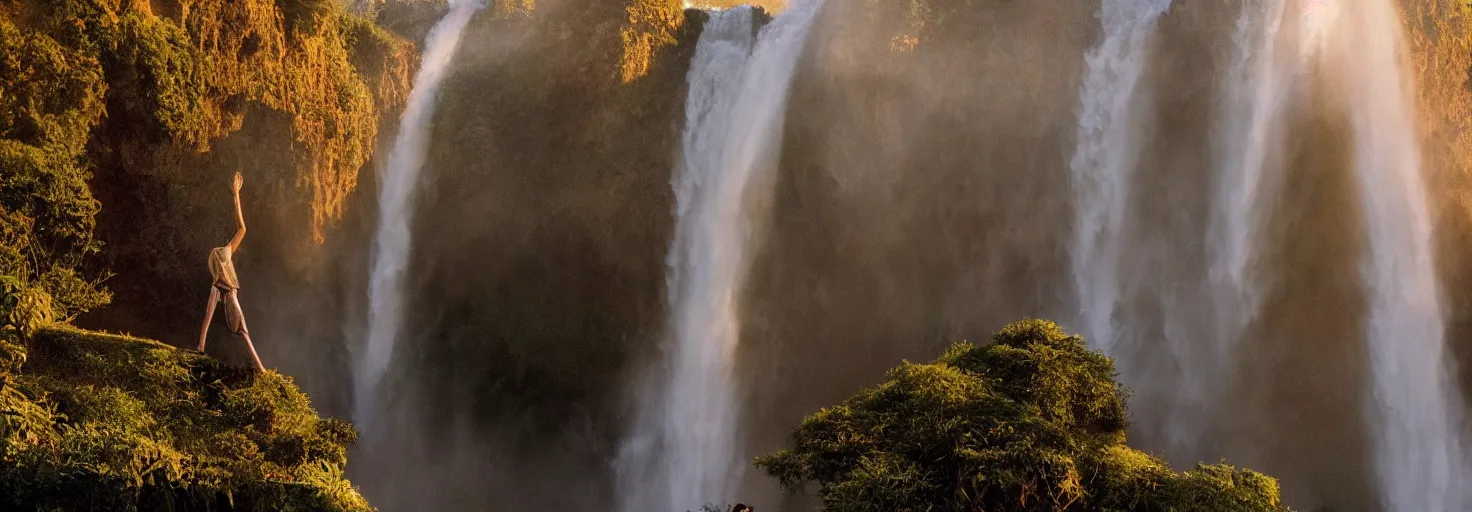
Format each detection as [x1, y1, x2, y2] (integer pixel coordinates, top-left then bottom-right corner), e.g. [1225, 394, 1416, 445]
[196, 172, 265, 372]
[731, 504, 752, 512]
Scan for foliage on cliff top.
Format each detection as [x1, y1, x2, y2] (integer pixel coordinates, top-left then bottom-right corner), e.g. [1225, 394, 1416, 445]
[691, 0, 785, 10]
[1410, 1, 1472, 188]
[757, 320, 1287, 512]
[620, 0, 685, 82]
[0, 11, 112, 322]
[0, 0, 414, 340]
[0, 325, 371, 511]
[2, 0, 413, 244]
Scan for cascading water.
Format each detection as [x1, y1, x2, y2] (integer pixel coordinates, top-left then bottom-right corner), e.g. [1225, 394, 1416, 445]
[355, 0, 481, 427]
[624, 8, 757, 507]
[616, 2, 826, 510]
[1319, 1, 1470, 509]
[1067, 0, 1471, 506]
[1208, 0, 1289, 352]
[1069, 0, 1171, 356]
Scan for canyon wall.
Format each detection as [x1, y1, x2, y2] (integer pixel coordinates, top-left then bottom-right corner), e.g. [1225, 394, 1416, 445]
[53, 0, 1472, 510]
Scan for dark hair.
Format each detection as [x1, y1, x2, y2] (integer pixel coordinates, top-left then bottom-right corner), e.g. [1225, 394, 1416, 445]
[732, 505, 751, 512]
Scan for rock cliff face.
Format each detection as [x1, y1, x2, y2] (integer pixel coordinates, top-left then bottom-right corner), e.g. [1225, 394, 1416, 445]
[28, 0, 1472, 510]
[349, 1, 704, 508]
[15, 0, 420, 413]
[6, 0, 710, 506]
[12, 0, 404, 296]
[1413, 1, 1472, 416]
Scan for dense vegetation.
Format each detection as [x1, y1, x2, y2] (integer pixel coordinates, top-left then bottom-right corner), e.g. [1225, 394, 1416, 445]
[0, 1, 113, 325]
[757, 320, 1287, 511]
[0, 326, 369, 510]
[1, 0, 411, 247]
[0, 0, 407, 507]
[0, 0, 416, 348]
[0, 0, 1467, 509]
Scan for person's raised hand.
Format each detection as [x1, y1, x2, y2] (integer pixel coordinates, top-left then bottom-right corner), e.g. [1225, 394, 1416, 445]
[232, 172, 244, 194]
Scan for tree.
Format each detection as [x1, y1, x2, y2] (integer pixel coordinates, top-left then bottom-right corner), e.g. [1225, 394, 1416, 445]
[755, 319, 1287, 512]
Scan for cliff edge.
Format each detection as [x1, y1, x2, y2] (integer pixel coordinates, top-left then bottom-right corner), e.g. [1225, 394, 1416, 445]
[0, 326, 370, 511]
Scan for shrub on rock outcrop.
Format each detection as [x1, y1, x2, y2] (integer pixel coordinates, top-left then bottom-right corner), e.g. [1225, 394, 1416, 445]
[757, 320, 1287, 512]
[0, 326, 371, 510]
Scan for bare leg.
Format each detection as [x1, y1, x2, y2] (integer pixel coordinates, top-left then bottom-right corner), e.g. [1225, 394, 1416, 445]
[197, 288, 221, 352]
[227, 290, 265, 372]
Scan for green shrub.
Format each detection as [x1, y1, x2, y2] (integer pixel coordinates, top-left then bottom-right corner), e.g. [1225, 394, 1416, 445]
[0, 326, 373, 510]
[0, 12, 111, 322]
[756, 319, 1287, 512]
[0, 277, 54, 339]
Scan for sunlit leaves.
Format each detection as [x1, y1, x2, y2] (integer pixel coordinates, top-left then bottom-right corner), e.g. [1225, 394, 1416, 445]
[757, 320, 1285, 511]
[0, 327, 372, 510]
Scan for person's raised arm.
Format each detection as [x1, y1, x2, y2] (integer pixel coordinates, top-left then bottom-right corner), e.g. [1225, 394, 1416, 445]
[228, 172, 246, 252]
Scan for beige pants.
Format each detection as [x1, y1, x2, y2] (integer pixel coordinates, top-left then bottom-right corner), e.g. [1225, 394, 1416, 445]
[197, 285, 265, 371]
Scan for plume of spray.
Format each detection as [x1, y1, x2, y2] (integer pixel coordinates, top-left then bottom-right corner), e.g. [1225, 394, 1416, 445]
[1209, 0, 1288, 349]
[616, 1, 826, 510]
[1315, 0, 1472, 509]
[1068, 0, 1171, 355]
[1195, 0, 1297, 450]
[356, 0, 483, 430]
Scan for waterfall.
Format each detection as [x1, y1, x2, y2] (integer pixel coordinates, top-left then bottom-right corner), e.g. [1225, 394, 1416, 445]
[1069, 0, 1171, 355]
[1070, 0, 1472, 506]
[355, 0, 480, 427]
[1321, 1, 1470, 509]
[617, 2, 825, 510]
[1208, 0, 1288, 352]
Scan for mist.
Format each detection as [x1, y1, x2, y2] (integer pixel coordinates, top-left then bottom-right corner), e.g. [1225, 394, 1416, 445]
[81, 0, 1472, 510]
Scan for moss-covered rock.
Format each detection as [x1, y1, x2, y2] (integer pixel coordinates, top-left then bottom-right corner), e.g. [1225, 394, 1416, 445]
[1, 0, 419, 346]
[0, 0, 412, 239]
[65, 0, 411, 242]
[0, 326, 371, 511]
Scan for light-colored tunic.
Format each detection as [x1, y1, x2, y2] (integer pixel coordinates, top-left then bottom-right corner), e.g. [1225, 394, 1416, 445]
[208, 246, 240, 290]
[208, 245, 246, 334]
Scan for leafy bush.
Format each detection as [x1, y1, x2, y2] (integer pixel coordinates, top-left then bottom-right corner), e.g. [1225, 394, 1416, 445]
[0, 13, 111, 321]
[3, 0, 414, 259]
[0, 326, 373, 510]
[756, 319, 1287, 512]
[0, 277, 53, 339]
